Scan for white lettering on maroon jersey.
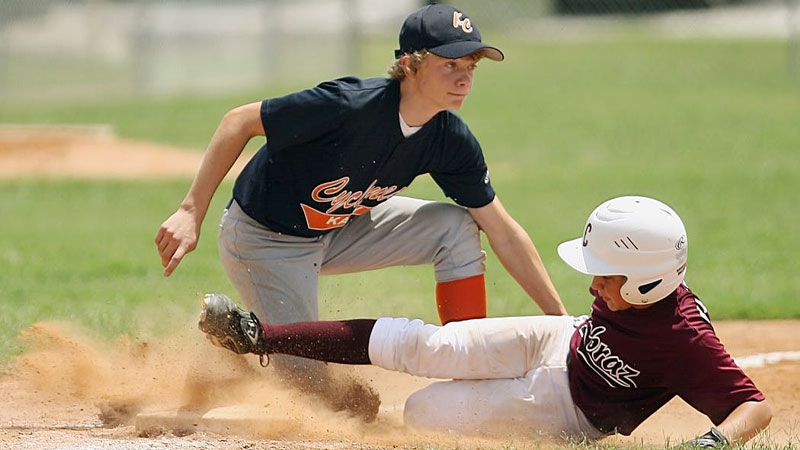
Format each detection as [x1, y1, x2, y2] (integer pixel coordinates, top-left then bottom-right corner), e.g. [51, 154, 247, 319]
[577, 322, 640, 388]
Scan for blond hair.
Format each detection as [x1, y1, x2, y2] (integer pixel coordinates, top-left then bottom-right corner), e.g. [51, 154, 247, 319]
[387, 49, 430, 81]
[387, 49, 489, 81]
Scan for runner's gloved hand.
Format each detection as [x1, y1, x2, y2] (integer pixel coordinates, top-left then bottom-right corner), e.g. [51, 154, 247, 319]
[683, 427, 729, 449]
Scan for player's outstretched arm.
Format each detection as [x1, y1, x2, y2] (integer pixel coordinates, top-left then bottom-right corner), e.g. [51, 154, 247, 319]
[155, 102, 264, 276]
[715, 400, 772, 446]
[685, 400, 772, 448]
[469, 196, 568, 315]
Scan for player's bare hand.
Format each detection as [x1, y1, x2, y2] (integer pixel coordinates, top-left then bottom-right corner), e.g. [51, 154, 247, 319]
[155, 208, 200, 277]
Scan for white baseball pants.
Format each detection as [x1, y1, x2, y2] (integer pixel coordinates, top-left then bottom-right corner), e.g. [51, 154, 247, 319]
[368, 314, 602, 439]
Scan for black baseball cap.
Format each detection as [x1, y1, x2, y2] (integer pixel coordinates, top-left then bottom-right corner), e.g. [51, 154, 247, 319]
[395, 4, 504, 62]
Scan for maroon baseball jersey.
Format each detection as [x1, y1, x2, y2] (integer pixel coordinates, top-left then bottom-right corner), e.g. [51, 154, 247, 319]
[567, 283, 765, 435]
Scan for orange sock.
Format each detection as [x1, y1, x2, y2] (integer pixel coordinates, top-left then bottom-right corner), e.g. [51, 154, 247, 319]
[435, 274, 487, 325]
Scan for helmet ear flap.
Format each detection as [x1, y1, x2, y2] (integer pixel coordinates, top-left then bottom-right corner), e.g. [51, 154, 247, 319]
[638, 279, 662, 295]
[620, 277, 665, 304]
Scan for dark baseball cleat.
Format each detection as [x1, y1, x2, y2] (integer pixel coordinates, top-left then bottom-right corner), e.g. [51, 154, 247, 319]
[198, 293, 270, 365]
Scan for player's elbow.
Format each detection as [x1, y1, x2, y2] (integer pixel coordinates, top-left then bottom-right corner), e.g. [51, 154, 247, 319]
[221, 102, 265, 138]
[756, 399, 773, 430]
[739, 399, 773, 444]
[748, 399, 773, 444]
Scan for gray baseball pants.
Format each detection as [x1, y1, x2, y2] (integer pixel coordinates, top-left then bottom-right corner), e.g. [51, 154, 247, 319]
[218, 196, 486, 374]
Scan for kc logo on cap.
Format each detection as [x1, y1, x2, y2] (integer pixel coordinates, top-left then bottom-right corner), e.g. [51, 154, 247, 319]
[452, 11, 473, 33]
[395, 4, 504, 61]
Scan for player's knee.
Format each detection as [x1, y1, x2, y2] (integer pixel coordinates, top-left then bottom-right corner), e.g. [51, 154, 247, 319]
[421, 202, 479, 247]
[404, 384, 469, 432]
[403, 389, 436, 430]
[438, 203, 478, 239]
[451, 208, 480, 245]
[420, 203, 483, 277]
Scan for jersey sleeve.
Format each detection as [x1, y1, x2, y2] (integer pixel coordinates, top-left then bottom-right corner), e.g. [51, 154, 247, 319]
[671, 319, 765, 425]
[430, 117, 495, 208]
[261, 80, 346, 151]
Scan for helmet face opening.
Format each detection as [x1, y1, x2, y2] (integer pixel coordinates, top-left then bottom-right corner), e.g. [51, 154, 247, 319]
[557, 196, 688, 305]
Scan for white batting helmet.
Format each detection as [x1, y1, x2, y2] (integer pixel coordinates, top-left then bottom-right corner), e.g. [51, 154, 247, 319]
[557, 196, 688, 305]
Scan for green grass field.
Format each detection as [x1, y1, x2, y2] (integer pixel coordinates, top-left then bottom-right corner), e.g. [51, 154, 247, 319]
[1, 37, 799, 363]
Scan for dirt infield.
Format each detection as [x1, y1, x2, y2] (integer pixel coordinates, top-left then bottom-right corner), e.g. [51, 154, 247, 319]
[1, 128, 798, 449]
[1, 319, 798, 450]
[0, 125, 249, 180]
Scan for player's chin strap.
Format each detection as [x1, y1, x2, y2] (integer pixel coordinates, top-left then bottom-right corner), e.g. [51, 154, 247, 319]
[683, 427, 729, 449]
[258, 352, 270, 368]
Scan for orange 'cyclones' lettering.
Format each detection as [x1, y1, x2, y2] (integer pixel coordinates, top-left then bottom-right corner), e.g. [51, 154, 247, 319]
[301, 177, 403, 231]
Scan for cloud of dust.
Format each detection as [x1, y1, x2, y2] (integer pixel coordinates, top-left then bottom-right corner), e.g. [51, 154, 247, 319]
[10, 316, 507, 448]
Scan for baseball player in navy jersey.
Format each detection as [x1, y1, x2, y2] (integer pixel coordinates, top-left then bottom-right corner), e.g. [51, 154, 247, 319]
[198, 196, 772, 446]
[155, 4, 566, 419]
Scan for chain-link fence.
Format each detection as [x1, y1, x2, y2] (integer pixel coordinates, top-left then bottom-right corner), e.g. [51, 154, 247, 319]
[1, 0, 797, 104]
[0, 0, 418, 103]
[446, 0, 775, 18]
[789, 0, 800, 75]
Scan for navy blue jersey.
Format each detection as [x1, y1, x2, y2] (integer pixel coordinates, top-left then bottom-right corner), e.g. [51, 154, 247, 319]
[567, 283, 764, 435]
[233, 77, 495, 237]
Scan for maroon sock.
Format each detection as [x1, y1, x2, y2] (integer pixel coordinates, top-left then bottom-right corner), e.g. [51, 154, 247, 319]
[260, 319, 376, 364]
